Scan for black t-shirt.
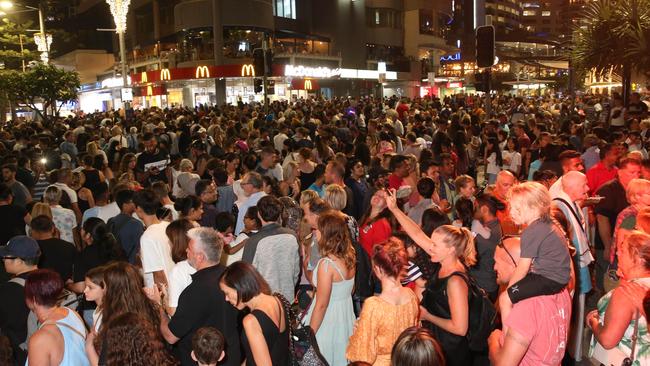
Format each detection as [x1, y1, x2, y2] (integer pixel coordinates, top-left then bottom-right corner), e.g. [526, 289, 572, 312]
[136, 148, 170, 185]
[0, 271, 33, 364]
[595, 179, 629, 250]
[168, 265, 241, 366]
[73, 244, 112, 283]
[0, 204, 27, 245]
[38, 238, 77, 281]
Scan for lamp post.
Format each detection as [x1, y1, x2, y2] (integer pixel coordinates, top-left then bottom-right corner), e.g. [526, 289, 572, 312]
[106, 0, 131, 93]
[0, 0, 50, 63]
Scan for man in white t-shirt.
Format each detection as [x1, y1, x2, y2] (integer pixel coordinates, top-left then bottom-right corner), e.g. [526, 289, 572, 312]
[48, 168, 82, 224]
[134, 189, 175, 288]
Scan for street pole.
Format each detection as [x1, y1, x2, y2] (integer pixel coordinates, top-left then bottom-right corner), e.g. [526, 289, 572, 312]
[262, 36, 268, 114]
[37, 3, 48, 63]
[118, 30, 128, 89]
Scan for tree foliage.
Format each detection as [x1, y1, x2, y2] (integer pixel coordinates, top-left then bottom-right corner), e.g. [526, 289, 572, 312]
[573, 0, 650, 76]
[3, 63, 79, 121]
[0, 18, 37, 70]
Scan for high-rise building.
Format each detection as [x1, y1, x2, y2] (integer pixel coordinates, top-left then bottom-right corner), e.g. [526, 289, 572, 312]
[77, 0, 459, 110]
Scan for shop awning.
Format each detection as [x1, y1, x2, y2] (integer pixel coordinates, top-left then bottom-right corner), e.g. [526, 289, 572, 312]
[290, 78, 320, 91]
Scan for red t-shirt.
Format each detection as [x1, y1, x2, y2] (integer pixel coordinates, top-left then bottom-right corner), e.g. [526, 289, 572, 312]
[586, 162, 618, 196]
[388, 173, 404, 190]
[359, 218, 392, 255]
[501, 289, 572, 366]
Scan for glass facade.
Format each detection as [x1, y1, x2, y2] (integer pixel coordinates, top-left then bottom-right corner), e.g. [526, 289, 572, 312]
[274, 0, 296, 19]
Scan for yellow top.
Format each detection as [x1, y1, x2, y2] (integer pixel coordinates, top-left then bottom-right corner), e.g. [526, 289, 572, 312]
[345, 289, 420, 366]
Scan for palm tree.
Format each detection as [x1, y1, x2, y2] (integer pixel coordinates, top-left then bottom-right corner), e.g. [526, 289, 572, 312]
[573, 0, 650, 104]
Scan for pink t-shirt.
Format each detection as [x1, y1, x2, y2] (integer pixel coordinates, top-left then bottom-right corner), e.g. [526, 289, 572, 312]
[502, 289, 572, 366]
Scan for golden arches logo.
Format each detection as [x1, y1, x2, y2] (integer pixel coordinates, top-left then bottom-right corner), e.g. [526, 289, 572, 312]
[141, 71, 148, 83]
[195, 66, 210, 78]
[160, 68, 171, 81]
[146, 85, 153, 96]
[304, 79, 312, 90]
[241, 64, 255, 77]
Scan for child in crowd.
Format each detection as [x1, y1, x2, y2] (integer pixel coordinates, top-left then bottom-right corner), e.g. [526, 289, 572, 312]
[191, 327, 225, 366]
[225, 207, 261, 265]
[501, 182, 571, 320]
[392, 233, 426, 299]
[83, 266, 106, 333]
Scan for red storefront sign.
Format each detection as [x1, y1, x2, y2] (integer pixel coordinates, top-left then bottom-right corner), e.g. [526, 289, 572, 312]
[290, 78, 320, 90]
[131, 64, 284, 84]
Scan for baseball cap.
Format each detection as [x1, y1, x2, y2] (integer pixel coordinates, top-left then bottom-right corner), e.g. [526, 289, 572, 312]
[0, 236, 41, 259]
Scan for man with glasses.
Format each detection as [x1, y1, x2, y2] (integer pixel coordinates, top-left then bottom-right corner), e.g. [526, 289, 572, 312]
[235, 172, 266, 235]
[488, 236, 573, 366]
[0, 236, 40, 364]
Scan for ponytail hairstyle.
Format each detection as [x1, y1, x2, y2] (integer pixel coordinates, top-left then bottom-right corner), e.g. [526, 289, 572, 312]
[82, 217, 125, 261]
[454, 197, 474, 229]
[433, 224, 477, 266]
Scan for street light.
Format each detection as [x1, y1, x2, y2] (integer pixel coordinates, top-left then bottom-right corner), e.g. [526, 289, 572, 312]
[106, 0, 131, 93]
[0, 1, 50, 64]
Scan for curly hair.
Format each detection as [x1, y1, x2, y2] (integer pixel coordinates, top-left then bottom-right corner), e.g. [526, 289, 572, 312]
[104, 312, 178, 366]
[317, 211, 356, 270]
[373, 237, 408, 279]
[95, 262, 161, 353]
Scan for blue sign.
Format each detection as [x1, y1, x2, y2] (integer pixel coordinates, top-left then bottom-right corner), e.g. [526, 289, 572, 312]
[440, 53, 461, 62]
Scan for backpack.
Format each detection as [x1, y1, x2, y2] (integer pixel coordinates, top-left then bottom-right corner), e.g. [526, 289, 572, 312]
[352, 240, 375, 299]
[449, 271, 497, 352]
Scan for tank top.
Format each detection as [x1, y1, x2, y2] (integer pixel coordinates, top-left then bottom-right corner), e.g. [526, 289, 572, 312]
[82, 169, 101, 191]
[241, 297, 289, 366]
[28, 307, 90, 366]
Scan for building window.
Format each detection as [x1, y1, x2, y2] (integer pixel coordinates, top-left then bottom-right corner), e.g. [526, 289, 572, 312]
[541, 10, 551, 16]
[275, 0, 296, 19]
[366, 8, 402, 29]
[523, 10, 536, 16]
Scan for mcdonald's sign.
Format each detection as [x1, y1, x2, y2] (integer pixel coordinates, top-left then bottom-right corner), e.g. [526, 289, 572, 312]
[241, 64, 255, 77]
[160, 68, 171, 81]
[141, 71, 148, 83]
[195, 66, 210, 78]
[146, 85, 153, 96]
[304, 79, 313, 90]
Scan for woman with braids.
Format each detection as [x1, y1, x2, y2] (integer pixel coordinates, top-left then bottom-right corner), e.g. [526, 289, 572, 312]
[386, 189, 476, 366]
[303, 211, 356, 366]
[86, 262, 163, 366]
[103, 312, 177, 366]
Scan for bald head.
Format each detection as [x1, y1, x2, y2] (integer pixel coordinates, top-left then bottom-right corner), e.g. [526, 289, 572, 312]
[494, 236, 521, 285]
[562, 171, 589, 201]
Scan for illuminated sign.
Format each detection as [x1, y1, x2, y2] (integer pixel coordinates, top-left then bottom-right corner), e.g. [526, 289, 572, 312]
[160, 68, 171, 81]
[440, 53, 461, 62]
[147, 85, 153, 96]
[195, 66, 210, 78]
[141, 71, 148, 83]
[101, 76, 131, 88]
[304, 79, 313, 90]
[241, 64, 255, 77]
[284, 65, 341, 78]
[447, 82, 463, 88]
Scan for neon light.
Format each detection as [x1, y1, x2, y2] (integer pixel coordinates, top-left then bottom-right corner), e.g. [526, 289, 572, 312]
[241, 64, 255, 77]
[440, 53, 461, 62]
[195, 66, 210, 78]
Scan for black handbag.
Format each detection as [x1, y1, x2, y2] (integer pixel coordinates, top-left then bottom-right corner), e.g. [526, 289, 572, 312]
[275, 293, 329, 366]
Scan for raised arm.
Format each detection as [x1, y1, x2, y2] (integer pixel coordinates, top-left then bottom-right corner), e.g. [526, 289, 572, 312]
[385, 189, 434, 252]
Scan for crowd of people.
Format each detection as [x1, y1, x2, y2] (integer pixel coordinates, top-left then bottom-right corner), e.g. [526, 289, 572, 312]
[0, 91, 649, 366]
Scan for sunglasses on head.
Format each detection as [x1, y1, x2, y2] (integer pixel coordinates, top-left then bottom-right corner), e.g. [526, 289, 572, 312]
[497, 235, 519, 266]
[2, 256, 17, 260]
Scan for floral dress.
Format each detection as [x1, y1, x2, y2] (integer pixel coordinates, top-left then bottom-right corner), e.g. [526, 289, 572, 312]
[589, 278, 650, 365]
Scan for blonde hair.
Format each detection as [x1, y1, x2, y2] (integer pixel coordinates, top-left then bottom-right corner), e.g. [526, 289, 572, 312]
[626, 178, 650, 205]
[299, 190, 319, 207]
[284, 161, 298, 182]
[179, 159, 194, 172]
[433, 225, 476, 266]
[508, 181, 551, 225]
[454, 175, 475, 193]
[624, 231, 650, 271]
[324, 184, 347, 211]
[31, 202, 52, 219]
[86, 141, 99, 156]
[317, 211, 356, 270]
